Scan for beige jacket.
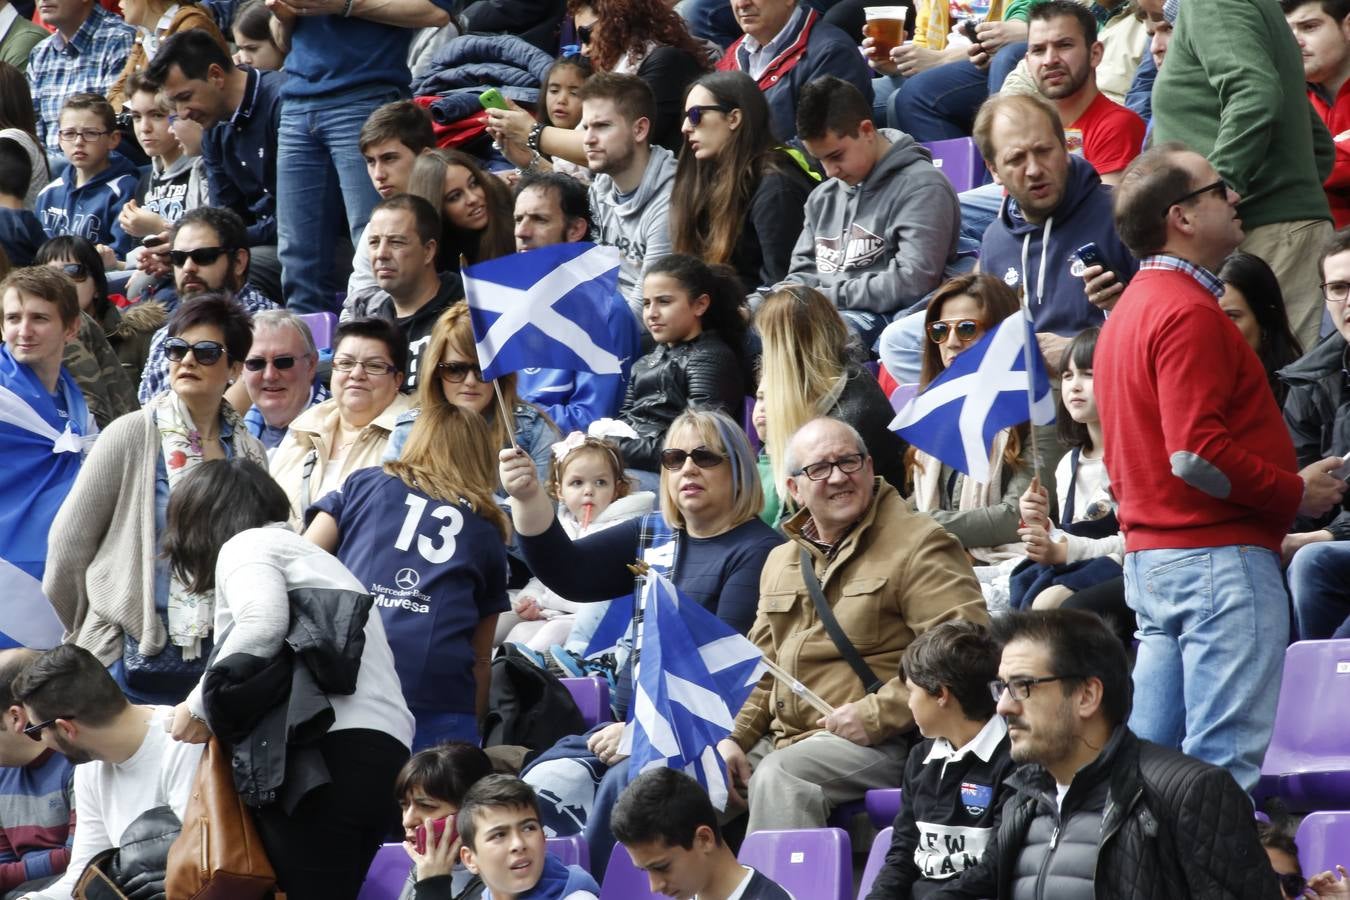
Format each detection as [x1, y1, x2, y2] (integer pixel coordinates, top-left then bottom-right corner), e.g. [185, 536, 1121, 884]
[732, 479, 988, 750]
[270, 392, 415, 524]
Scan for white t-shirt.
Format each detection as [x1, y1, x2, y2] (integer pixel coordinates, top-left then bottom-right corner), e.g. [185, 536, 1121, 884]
[31, 707, 204, 900]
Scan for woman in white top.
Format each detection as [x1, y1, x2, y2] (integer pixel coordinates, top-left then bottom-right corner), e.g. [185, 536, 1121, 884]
[164, 457, 414, 900]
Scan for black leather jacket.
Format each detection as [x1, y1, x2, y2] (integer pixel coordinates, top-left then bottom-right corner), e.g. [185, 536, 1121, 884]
[616, 329, 747, 471]
[933, 727, 1280, 900]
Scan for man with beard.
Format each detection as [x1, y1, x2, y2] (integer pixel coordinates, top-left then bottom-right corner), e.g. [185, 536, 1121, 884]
[12, 645, 203, 900]
[136, 206, 277, 403]
[928, 610, 1277, 899]
[1283, 0, 1350, 226]
[1025, 0, 1145, 185]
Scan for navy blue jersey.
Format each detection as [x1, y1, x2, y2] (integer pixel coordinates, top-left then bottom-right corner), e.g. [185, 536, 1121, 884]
[313, 467, 509, 713]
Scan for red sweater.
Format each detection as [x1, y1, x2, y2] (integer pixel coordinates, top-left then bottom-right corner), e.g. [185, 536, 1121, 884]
[1309, 81, 1350, 228]
[1096, 266, 1302, 552]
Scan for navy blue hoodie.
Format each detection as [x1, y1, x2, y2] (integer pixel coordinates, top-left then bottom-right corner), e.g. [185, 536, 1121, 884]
[979, 154, 1139, 337]
[36, 152, 140, 258]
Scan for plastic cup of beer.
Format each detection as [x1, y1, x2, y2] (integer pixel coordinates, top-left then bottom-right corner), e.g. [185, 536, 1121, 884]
[864, 6, 909, 58]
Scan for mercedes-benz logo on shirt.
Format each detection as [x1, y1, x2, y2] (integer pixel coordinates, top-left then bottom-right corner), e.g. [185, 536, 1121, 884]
[395, 568, 421, 590]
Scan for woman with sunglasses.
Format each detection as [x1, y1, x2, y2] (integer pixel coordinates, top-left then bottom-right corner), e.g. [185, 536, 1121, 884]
[499, 407, 778, 866]
[756, 284, 906, 509]
[1260, 821, 1350, 899]
[407, 149, 515, 272]
[44, 293, 266, 705]
[271, 317, 415, 524]
[907, 273, 1062, 566]
[669, 72, 817, 294]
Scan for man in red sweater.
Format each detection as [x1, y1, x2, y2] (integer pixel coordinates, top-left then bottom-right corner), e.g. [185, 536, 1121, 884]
[1096, 144, 1347, 793]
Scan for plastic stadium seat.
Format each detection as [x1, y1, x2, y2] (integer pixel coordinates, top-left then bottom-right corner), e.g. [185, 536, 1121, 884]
[743, 395, 761, 453]
[1296, 811, 1350, 877]
[560, 677, 612, 728]
[547, 833, 591, 872]
[856, 826, 893, 899]
[738, 827, 852, 900]
[298, 311, 338, 351]
[1255, 640, 1350, 811]
[599, 842, 664, 899]
[357, 843, 409, 900]
[865, 788, 903, 829]
[921, 138, 985, 194]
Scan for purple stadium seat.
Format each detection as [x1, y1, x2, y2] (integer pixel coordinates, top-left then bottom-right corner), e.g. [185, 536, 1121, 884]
[737, 828, 852, 900]
[921, 137, 985, 194]
[1255, 640, 1350, 811]
[599, 842, 665, 899]
[560, 677, 612, 728]
[547, 833, 591, 872]
[357, 843, 409, 900]
[857, 826, 893, 899]
[1296, 811, 1350, 876]
[298, 311, 338, 351]
[865, 788, 903, 829]
[743, 395, 761, 453]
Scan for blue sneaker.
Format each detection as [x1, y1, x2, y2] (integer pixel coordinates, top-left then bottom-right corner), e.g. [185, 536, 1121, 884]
[549, 645, 588, 678]
[512, 643, 550, 671]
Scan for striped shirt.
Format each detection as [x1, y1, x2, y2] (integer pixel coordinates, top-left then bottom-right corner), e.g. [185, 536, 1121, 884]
[0, 749, 75, 891]
[27, 5, 135, 152]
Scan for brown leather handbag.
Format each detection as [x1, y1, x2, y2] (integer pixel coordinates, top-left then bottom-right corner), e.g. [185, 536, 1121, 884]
[165, 737, 279, 900]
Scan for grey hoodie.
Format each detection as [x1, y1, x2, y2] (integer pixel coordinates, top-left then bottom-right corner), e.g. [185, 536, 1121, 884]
[590, 143, 676, 321]
[785, 128, 959, 315]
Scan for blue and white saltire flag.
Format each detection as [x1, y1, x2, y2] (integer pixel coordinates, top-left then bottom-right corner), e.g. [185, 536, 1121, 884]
[463, 242, 623, 382]
[622, 572, 765, 811]
[889, 311, 1055, 484]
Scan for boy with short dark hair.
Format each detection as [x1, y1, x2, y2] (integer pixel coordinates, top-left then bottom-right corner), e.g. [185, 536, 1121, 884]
[452, 775, 599, 900]
[612, 768, 793, 900]
[35, 94, 140, 259]
[118, 71, 207, 242]
[0, 138, 48, 266]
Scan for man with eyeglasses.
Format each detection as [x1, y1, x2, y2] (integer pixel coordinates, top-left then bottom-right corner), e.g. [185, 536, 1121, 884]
[239, 309, 329, 452]
[136, 206, 277, 404]
[1095, 145, 1348, 794]
[10, 644, 204, 900]
[716, 416, 986, 835]
[927, 609, 1277, 899]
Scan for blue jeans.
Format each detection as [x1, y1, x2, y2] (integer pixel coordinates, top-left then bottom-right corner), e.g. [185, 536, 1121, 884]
[894, 42, 1027, 142]
[877, 308, 927, 384]
[410, 709, 479, 754]
[1286, 541, 1350, 639]
[674, 0, 740, 46]
[277, 85, 399, 314]
[958, 181, 1003, 246]
[1123, 545, 1288, 793]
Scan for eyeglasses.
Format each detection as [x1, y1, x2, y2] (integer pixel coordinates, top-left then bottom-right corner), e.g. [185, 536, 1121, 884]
[169, 247, 233, 268]
[659, 446, 726, 471]
[57, 128, 109, 143]
[23, 715, 74, 741]
[576, 23, 593, 43]
[926, 318, 982, 344]
[243, 354, 304, 372]
[436, 360, 483, 383]
[793, 453, 866, 482]
[1321, 281, 1350, 303]
[1161, 177, 1229, 216]
[164, 338, 227, 366]
[988, 674, 1082, 702]
[56, 262, 88, 283]
[332, 356, 396, 376]
[685, 104, 732, 126]
[1275, 872, 1306, 898]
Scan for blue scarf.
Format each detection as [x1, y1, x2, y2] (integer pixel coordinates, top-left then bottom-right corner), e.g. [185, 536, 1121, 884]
[488, 853, 597, 900]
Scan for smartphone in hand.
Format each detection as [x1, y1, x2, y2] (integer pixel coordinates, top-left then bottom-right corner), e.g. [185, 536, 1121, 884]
[479, 88, 509, 111]
[414, 815, 458, 855]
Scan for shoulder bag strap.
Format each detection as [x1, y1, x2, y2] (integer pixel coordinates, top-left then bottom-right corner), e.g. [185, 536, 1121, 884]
[299, 448, 319, 517]
[798, 547, 882, 695]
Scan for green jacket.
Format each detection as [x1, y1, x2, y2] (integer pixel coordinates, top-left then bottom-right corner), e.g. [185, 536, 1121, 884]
[1, 14, 49, 72]
[1153, 0, 1332, 230]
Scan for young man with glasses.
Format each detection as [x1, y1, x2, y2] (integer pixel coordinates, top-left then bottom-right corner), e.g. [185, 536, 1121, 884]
[1095, 145, 1347, 795]
[136, 206, 277, 403]
[716, 416, 986, 836]
[11, 644, 204, 900]
[928, 609, 1278, 898]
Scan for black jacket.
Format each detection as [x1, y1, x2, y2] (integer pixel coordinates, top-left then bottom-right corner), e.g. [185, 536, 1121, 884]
[1279, 334, 1350, 537]
[733, 159, 817, 293]
[616, 329, 747, 471]
[931, 727, 1279, 900]
[832, 363, 909, 492]
[202, 586, 372, 814]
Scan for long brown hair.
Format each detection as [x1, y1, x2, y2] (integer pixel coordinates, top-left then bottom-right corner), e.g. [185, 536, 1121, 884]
[0, 63, 37, 139]
[407, 149, 515, 269]
[568, 0, 708, 72]
[670, 71, 799, 268]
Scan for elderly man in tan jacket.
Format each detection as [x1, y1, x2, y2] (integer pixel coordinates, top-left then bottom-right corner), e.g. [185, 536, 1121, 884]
[717, 416, 987, 833]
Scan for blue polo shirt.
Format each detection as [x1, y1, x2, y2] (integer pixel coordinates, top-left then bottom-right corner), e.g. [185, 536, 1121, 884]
[312, 467, 509, 714]
[201, 66, 285, 246]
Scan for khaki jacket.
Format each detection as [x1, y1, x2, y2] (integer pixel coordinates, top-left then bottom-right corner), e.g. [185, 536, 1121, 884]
[732, 479, 987, 750]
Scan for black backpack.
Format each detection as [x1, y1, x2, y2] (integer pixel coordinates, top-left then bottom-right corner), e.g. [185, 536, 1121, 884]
[482, 643, 587, 764]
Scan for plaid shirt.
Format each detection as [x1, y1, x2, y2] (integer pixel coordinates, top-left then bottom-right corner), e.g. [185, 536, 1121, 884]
[1139, 254, 1226, 299]
[28, 5, 135, 152]
[136, 284, 278, 404]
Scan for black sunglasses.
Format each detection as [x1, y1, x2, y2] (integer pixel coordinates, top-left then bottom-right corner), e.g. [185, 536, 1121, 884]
[169, 246, 233, 268]
[685, 104, 732, 126]
[165, 338, 227, 366]
[1276, 872, 1306, 897]
[23, 715, 73, 741]
[436, 361, 484, 383]
[1162, 178, 1229, 216]
[56, 262, 88, 282]
[576, 23, 593, 43]
[243, 354, 302, 372]
[659, 446, 726, 471]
